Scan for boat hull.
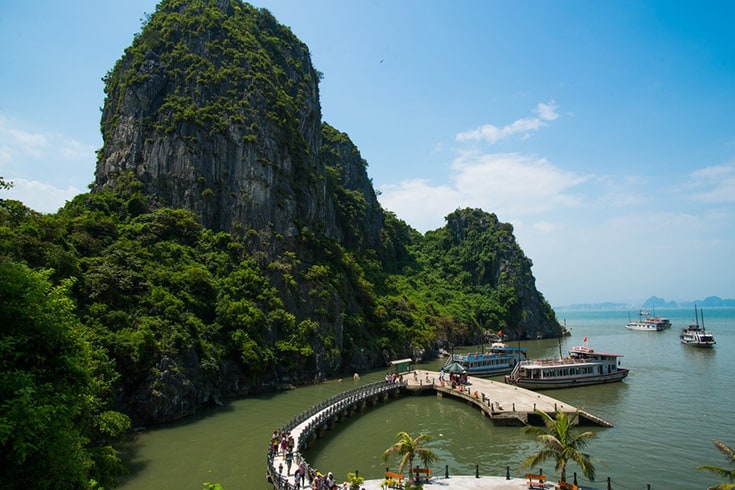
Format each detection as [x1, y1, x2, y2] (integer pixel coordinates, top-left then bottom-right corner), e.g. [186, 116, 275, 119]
[679, 307, 716, 347]
[508, 369, 629, 390]
[625, 310, 671, 331]
[625, 323, 668, 331]
[680, 339, 715, 348]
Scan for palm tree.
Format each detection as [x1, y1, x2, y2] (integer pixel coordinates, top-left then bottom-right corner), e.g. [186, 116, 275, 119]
[382, 431, 437, 485]
[520, 408, 596, 483]
[696, 439, 735, 490]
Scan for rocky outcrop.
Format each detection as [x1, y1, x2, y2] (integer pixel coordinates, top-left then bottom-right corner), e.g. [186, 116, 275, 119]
[321, 123, 384, 250]
[88, 1, 559, 425]
[442, 208, 560, 340]
[95, 0, 336, 240]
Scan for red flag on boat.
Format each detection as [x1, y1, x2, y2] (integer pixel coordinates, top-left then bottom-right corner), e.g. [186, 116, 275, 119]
[583, 336, 588, 343]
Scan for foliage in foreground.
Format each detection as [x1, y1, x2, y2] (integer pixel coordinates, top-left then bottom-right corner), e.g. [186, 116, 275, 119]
[520, 408, 596, 483]
[202, 483, 225, 490]
[696, 439, 735, 490]
[382, 431, 437, 485]
[346, 471, 364, 490]
[0, 259, 130, 489]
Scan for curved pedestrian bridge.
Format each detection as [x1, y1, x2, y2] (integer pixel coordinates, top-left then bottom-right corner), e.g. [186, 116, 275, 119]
[267, 370, 611, 489]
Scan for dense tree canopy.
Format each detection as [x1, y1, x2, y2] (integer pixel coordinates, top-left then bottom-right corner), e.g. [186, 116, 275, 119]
[0, 180, 557, 425]
[0, 259, 129, 489]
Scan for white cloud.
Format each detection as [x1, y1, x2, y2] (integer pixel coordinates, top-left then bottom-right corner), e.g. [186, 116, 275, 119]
[378, 147, 735, 304]
[595, 175, 654, 208]
[0, 115, 96, 169]
[450, 152, 586, 215]
[60, 139, 96, 160]
[379, 179, 460, 232]
[535, 100, 559, 121]
[455, 100, 559, 144]
[379, 152, 586, 232]
[0, 115, 96, 211]
[689, 162, 735, 203]
[2, 178, 80, 214]
[6, 127, 48, 158]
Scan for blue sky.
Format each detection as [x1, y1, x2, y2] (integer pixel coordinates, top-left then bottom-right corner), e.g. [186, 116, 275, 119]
[1, 1, 734, 306]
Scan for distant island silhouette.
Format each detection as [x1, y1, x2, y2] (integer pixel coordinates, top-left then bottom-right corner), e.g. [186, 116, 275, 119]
[556, 295, 735, 310]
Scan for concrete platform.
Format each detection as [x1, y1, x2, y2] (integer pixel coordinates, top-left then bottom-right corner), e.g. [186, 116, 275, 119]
[272, 371, 610, 489]
[404, 369, 612, 427]
[351, 475, 535, 489]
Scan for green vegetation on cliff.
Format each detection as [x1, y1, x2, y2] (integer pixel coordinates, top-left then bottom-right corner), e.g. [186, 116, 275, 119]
[103, 0, 315, 145]
[1, 177, 557, 418]
[0, 1, 558, 486]
[0, 257, 130, 489]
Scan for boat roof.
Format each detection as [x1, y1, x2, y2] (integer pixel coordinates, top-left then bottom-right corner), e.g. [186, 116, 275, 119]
[521, 356, 618, 368]
[570, 345, 624, 357]
[489, 342, 527, 351]
[572, 350, 624, 357]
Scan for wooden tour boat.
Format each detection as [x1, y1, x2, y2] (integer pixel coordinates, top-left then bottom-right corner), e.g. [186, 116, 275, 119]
[504, 341, 629, 389]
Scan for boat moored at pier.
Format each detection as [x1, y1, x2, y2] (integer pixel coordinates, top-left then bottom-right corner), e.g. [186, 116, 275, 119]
[504, 343, 629, 389]
[446, 342, 527, 377]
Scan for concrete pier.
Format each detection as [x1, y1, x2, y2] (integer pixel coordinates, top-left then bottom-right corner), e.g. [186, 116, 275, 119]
[405, 369, 613, 427]
[268, 371, 611, 489]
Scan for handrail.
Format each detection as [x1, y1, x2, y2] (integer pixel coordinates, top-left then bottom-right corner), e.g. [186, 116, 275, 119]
[267, 380, 404, 489]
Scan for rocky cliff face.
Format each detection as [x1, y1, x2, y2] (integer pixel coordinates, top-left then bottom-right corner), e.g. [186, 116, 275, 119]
[96, 0, 336, 240]
[321, 123, 384, 250]
[443, 209, 560, 340]
[88, 0, 559, 425]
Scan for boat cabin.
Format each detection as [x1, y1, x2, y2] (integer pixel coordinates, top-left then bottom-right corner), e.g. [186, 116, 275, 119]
[517, 347, 623, 381]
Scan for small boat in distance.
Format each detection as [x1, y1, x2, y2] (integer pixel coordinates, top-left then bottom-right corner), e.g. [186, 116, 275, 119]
[626, 309, 672, 331]
[680, 305, 716, 348]
[504, 339, 629, 389]
[445, 342, 527, 377]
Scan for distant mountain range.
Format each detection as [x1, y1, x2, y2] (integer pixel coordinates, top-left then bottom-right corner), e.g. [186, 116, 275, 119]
[557, 296, 735, 310]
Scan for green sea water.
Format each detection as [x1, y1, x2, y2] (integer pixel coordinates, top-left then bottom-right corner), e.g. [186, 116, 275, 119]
[116, 307, 735, 489]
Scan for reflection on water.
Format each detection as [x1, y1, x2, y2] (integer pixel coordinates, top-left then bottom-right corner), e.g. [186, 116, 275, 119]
[117, 308, 735, 490]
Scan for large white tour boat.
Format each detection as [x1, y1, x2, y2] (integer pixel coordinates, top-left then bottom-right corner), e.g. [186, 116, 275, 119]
[445, 342, 527, 377]
[625, 309, 672, 331]
[680, 306, 716, 348]
[504, 342, 629, 389]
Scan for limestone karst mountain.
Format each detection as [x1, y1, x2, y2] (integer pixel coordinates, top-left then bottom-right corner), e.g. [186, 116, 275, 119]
[80, 0, 561, 423]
